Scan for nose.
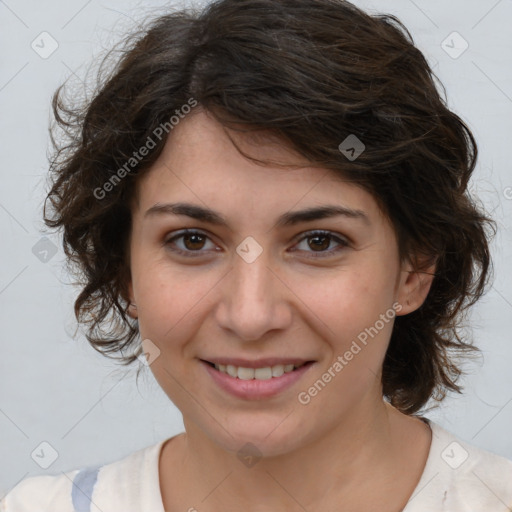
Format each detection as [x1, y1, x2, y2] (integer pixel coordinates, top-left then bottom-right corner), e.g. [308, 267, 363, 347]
[215, 248, 293, 342]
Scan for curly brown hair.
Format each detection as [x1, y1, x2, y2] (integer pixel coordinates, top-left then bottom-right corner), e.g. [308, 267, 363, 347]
[43, 0, 495, 415]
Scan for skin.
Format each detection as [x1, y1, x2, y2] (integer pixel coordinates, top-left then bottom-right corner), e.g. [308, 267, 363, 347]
[126, 109, 435, 511]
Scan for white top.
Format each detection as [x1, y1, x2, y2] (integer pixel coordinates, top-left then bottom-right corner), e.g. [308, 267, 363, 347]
[2, 418, 512, 511]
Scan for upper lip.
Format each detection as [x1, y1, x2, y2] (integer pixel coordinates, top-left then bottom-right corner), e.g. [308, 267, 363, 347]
[201, 357, 313, 368]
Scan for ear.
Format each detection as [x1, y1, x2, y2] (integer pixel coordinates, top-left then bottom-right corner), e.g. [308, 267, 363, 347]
[395, 256, 437, 316]
[125, 280, 138, 319]
[119, 263, 138, 319]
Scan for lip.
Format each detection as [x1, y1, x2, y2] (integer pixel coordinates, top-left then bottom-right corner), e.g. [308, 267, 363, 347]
[200, 359, 315, 400]
[202, 357, 311, 368]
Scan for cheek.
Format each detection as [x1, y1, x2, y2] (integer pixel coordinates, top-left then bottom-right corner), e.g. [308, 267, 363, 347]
[298, 269, 397, 414]
[302, 264, 399, 402]
[309, 265, 397, 341]
[133, 261, 217, 348]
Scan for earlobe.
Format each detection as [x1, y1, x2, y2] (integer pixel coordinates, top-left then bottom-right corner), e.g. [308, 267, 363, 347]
[125, 281, 138, 319]
[128, 302, 138, 319]
[396, 261, 436, 316]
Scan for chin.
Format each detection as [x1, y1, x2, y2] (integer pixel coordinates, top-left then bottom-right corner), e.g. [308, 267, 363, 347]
[204, 413, 312, 459]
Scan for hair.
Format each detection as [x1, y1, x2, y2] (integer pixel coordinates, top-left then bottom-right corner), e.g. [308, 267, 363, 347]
[43, 0, 495, 415]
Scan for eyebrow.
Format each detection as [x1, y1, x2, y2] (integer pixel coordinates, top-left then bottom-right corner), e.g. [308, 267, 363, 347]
[144, 202, 369, 227]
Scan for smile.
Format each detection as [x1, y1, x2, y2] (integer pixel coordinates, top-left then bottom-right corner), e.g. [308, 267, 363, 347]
[200, 359, 315, 399]
[208, 362, 306, 380]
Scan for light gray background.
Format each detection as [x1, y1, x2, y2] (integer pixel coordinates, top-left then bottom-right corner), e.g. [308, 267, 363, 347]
[1, 0, 511, 495]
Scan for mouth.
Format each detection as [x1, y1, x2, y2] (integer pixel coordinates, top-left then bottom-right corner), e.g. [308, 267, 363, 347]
[199, 358, 315, 399]
[201, 360, 312, 380]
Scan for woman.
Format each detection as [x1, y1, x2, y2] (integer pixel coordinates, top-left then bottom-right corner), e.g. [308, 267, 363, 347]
[2, 0, 511, 510]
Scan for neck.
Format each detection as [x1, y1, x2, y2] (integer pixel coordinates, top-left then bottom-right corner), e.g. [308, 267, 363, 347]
[160, 396, 430, 511]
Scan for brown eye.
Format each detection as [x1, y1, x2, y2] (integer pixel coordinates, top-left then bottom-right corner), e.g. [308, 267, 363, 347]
[182, 232, 206, 250]
[293, 230, 348, 258]
[164, 229, 217, 256]
[308, 234, 331, 251]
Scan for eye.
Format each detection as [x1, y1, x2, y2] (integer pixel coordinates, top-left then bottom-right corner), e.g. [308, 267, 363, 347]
[164, 229, 218, 257]
[291, 230, 349, 258]
[164, 229, 349, 259]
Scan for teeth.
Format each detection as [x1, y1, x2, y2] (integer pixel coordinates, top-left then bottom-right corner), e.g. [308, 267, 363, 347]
[213, 363, 302, 379]
[271, 365, 284, 377]
[254, 367, 272, 380]
[238, 367, 256, 380]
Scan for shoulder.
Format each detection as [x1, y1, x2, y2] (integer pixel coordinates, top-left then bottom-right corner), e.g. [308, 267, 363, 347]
[0, 469, 79, 512]
[405, 418, 512, 511]
[1, 439, 167, 512]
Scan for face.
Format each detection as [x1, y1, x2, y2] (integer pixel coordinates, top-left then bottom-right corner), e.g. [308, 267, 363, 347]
[126, 110, 430, 457]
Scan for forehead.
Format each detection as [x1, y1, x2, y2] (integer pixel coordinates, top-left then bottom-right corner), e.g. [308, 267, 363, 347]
[132, 110, 383, 223]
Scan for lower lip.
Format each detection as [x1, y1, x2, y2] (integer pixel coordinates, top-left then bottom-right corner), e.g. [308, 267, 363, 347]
[201, 360, 315, 400]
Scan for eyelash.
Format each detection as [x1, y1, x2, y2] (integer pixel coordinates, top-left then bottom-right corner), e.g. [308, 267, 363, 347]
[163, 229, 349, 259]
